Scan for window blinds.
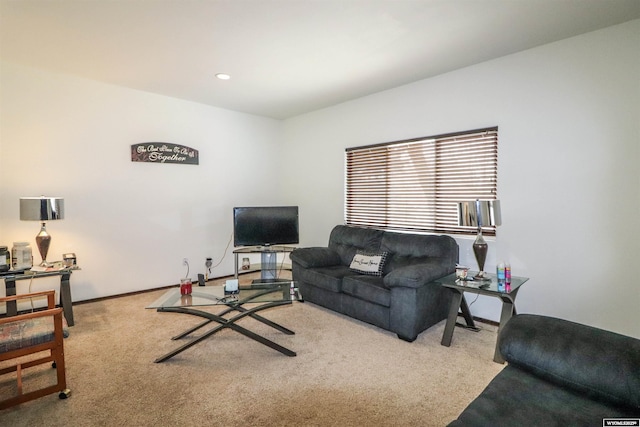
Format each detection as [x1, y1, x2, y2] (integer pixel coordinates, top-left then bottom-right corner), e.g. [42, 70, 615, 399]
[345, 127, 498, 236]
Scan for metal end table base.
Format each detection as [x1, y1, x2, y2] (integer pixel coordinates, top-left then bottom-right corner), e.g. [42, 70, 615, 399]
[441, 289, 520, 363]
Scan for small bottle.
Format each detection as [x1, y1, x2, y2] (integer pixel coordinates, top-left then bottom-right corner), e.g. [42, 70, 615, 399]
[496, 262, 504, 281]
[505, 262, 512, 284]
[0, 246, 10, 272]
[497, 262, 506, 284]
[205, 257, 213, 280]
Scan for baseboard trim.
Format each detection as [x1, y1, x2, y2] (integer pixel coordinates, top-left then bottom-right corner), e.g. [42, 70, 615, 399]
[466, 315, 500, 327]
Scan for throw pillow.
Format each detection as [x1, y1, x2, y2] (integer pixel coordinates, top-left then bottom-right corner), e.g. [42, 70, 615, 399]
[349, 251, 388, 276]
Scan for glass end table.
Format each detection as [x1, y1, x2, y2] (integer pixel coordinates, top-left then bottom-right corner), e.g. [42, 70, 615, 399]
[436, 272, 529, 363]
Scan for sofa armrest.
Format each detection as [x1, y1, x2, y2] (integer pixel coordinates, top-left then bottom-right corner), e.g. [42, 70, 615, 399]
[383, 261, 454, 289]
[290, 247, 342, 269]
[499, 314, 640, 410]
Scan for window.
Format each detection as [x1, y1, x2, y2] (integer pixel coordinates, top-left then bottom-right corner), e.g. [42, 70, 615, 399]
[345, 127, 498, 236]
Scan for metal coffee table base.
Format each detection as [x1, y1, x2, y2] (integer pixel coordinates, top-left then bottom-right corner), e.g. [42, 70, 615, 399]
[154, 301, 296, 363]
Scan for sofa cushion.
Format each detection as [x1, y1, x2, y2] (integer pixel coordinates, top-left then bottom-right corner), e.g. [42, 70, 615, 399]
[328, 225, 384, 266]
[342, 275, 390, 307]
[499, 314, 640, 410]
[290, 247, 342, 269]
[295, 265, 353, 293]
[381, 231, 458, 274]
[384, 261, 455, 289]
[447, 365, 637, 426]
[349, 251, 388, 276]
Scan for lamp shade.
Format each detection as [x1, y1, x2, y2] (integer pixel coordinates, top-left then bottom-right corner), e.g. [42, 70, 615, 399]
[457, 200, 501, 228]
[20, 197, 64, 221]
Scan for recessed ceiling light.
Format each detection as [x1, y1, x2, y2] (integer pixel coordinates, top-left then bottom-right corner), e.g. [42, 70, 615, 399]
[215, 73, 231, 80]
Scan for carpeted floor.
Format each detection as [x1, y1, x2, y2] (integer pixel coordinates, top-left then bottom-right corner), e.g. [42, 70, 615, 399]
[0, 274, 503, 426]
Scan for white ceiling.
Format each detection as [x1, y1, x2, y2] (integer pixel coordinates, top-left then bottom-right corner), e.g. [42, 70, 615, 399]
[2, 0, 640, 119]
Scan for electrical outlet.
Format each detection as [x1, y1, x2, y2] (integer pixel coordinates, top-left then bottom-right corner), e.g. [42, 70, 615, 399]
[183, 258, 189, 266]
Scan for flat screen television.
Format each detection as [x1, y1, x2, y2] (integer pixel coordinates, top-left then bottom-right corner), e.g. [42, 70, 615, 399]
[233, 206, 299, 247]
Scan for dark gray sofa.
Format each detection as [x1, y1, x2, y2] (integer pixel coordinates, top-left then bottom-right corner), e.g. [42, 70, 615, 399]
[290, 225, 458, 341]
[449, 314, 640, 426]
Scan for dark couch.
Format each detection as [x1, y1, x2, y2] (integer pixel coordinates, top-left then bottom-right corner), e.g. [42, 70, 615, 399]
[449, 314, 640, 426]
[290, 225, 458, 341]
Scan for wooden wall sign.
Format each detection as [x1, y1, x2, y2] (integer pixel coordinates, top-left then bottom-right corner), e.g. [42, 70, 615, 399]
[131, 143, 199, 165]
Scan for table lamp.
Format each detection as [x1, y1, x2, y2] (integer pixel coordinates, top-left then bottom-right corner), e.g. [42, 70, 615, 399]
[457, 200, 501, 280]
[20, 196, 65, 266]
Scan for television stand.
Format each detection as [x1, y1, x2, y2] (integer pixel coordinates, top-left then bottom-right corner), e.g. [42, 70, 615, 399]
[250, 278, 291, 287]
[233, 245, 296, 281]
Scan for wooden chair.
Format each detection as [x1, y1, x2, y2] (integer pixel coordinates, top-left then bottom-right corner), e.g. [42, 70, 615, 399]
[0, 290, 70, 410]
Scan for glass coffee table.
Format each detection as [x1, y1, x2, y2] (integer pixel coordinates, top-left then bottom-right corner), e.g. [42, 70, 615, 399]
[146, 281, 302, 363]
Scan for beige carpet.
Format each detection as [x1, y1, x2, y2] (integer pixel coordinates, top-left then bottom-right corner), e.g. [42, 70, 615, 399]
[0, 275, 504, 426]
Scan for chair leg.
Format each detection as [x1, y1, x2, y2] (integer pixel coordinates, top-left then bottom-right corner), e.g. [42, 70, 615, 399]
[16, 363, 23, 396]
[0, 292, 70, 409]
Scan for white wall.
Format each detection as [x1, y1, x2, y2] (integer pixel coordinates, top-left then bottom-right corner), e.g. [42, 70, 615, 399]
[0, 62, 285, 301]
[281, 20, 640, 338]
[2, 21, 638, 339]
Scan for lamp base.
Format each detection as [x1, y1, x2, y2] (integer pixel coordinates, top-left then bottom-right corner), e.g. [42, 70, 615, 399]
[473, 271, 491, 281]
[35, 222, 51, 266]
[472, 230, 489, 280]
